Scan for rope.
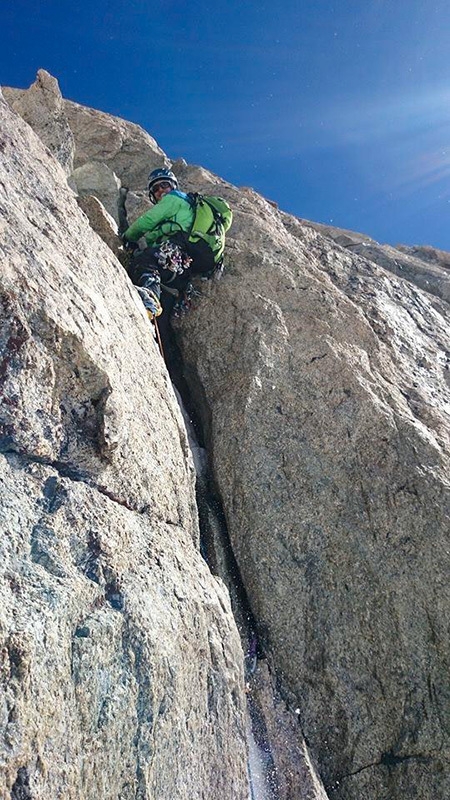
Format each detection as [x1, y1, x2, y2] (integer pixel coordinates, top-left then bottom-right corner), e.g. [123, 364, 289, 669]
[151, 315, 165, 362]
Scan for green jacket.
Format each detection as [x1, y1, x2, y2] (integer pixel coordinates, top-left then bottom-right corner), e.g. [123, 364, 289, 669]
[124, 190, 194, 246]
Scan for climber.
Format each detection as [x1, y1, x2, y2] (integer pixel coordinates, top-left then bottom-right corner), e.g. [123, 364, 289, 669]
[121, 167, 232, 321]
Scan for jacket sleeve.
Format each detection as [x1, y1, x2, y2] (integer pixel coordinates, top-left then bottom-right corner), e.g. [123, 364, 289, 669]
[124, 194, 181, 242]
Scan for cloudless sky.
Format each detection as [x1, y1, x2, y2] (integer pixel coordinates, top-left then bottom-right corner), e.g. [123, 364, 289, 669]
[2, 0, 450, 249]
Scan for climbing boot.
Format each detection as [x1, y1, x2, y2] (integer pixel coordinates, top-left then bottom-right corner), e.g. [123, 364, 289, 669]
[136, 286, 162, 318]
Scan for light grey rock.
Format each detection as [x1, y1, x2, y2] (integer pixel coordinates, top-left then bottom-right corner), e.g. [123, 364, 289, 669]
[2, 69, 75, 174]
[64, 99, 167, 191]
[0, 456, 248, 799]
[296, 217, 450, 303]
[75, 194, 122, 257]
[1, 86, 23, 105]
[0, 93, 249, 799]
[171, 158, 233, 194]
[353, 241, 450, 302]
[395, 243, 450, 272]
[5, 74, 450, 800]
[175, 169, 450, 800]
[299, 217, 375, 247]
[69, 161, 121, 223]
[125, 190, 152, 226]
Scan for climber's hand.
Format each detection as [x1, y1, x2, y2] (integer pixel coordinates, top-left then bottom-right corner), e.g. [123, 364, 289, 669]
[122, 236, 138, 254]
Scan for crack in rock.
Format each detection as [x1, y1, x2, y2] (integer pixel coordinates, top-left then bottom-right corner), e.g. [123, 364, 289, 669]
[0, 447, 147, 514]
[326, 751, 433, 792]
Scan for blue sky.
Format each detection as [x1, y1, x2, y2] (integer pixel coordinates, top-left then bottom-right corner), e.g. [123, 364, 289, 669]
[3, 0, 450, 249]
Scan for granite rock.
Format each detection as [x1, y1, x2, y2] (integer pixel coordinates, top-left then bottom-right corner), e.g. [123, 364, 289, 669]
[395, 243, 450, 271]
[4, 73, 450, 800]
[0, 91, 249, 800]
[68, 161, 121, 223]
[64, 99, 167, 190]
[299, 218, 450, 303]
[75, 194, 122, 258]
[2, 70, 75, 175]
[176, 169, 450, 800]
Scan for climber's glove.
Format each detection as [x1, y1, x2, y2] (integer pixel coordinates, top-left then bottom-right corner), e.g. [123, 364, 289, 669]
[122, 236, 138, 254]
[136, 286, 162, 319]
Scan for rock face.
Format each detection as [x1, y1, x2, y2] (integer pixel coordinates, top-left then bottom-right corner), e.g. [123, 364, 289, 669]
[69, 161, 121, 223]
[176, 177, 450, 799]
[4, 72, 168, 224]
[396, 243, 450, 271]
[2, 70, 75, 174]
[3, 72, 450, 800]
[301, 218, 450, 303]
[248, 662, 329, 800]
[0, 92, 249, 798]
[75, 194, 122, 257]
[64, 98, 167, 190]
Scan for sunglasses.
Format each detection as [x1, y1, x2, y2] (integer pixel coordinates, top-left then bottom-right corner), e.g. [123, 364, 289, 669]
[153, 181, 172, 193]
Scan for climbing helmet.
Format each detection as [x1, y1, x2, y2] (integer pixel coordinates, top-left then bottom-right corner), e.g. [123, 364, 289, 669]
[147, 168, 178, 203]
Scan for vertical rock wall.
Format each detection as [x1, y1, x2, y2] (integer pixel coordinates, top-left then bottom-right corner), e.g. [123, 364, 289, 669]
[4, 71, 450, 800]
[176, 176, 450, 800]
[0, 94, 249, 799]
